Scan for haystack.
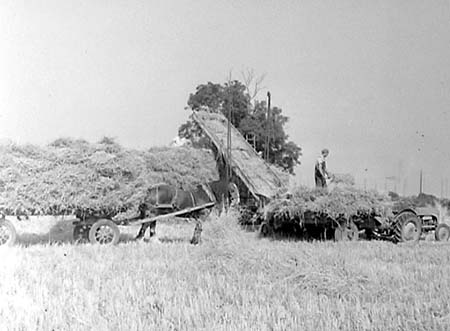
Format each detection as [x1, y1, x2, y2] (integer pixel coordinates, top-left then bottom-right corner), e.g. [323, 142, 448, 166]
[265, 186, 389, 227]
[0, 138, 218, 216]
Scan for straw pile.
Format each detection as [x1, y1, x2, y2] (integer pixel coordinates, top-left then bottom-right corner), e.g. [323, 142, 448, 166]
[0, 138, 218, 216]
[265, 186, 389, 228]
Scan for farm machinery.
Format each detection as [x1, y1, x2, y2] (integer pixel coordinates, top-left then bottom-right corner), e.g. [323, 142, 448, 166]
[1, 108, 448, 246]
[261, 206, 450, 243]
[191, 109, 450, 244]
[0, 200, 216, 246]
[354, 207, 450, 243]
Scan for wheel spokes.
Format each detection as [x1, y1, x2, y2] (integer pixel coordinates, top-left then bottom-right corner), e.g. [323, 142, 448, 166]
[95, 225, 114, 244]
[0, 225, 11, 244]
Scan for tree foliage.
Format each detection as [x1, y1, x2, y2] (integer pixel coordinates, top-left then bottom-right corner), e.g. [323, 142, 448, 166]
[179, 80, 302, 173]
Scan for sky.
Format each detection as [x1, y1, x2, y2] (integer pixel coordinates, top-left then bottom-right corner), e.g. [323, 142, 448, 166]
[1, 0, 450, 196]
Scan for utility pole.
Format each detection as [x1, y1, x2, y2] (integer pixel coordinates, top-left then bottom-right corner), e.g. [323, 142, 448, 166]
[419, 169, 423, 194]
[265, 91, 271, 161]
[226, 91, 232, 189]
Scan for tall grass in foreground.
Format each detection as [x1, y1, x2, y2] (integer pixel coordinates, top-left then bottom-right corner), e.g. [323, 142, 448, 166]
[1, 212, 450, 330]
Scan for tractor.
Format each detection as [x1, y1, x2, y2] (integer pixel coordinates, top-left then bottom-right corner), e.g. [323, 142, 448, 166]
[354, 207, 450, 243]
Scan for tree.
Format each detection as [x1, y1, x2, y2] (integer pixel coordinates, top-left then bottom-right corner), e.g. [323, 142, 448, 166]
[240, 68, 266, 103]
[179, 79, 302, 174]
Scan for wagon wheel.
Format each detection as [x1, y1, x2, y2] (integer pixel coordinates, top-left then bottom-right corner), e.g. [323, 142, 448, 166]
[88, 219, 120, 245]
[0, 219, 17, 246]
[334, 220, 359, 242]
[228, 182, 240, 207]
[435, 223, 450, 241]
[392, 211, 422, 243]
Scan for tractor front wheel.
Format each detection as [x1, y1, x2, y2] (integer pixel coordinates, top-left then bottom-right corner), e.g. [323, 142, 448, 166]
[435, 223, 450, 241]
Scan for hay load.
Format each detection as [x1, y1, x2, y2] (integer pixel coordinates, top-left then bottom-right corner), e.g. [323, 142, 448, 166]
[264, 186, 390, 229]
[0, 138, 218, 216]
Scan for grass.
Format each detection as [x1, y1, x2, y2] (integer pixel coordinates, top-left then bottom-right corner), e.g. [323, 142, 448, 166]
[1, 213, 450, 330]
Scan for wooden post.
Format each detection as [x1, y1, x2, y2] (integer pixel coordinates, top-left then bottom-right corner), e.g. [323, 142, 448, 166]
[265, 91, 271, 161]
[226, 93, 232, 209]
[419, 170, 423, 194]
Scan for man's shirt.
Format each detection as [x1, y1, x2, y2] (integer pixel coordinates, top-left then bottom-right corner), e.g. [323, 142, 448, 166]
[315, 156, 327, 178]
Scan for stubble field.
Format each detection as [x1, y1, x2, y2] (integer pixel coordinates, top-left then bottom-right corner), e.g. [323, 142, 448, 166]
[1, 212, 450, 331]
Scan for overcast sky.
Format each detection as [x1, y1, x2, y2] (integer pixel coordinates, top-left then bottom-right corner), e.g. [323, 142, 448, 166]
[1, 0, 450, 196]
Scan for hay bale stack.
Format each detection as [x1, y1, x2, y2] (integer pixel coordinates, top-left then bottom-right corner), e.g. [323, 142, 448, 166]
[265, 186, 389, 228]
[0, 138, 218, 216]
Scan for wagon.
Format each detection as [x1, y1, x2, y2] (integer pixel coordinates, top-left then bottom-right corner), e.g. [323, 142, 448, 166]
[259, 208, 359, 241]
[0, 202, 215, 246]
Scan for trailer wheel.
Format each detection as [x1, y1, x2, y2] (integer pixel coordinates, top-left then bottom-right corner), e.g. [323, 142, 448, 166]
[435, 223, 450, 241]
[228, 182, 240, 207]
[393, 211, 421, 243]
[0, 219, 17, 246]
[88, 219, 120, 245]
[334, 221, 359, 241]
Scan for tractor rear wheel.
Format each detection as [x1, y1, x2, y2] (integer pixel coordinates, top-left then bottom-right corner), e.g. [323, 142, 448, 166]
[0, 219, 17, 246]
[435, 223, 450, 241]
[393, 211, 422, 243]
[89, 219, 120, 245]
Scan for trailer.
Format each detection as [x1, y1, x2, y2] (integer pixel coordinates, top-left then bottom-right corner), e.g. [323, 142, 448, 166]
[72, 201, 216, 245]
[0, 201, 215, 246]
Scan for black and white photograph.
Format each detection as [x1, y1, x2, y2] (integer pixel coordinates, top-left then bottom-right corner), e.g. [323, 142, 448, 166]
[1, 1, 450, 330]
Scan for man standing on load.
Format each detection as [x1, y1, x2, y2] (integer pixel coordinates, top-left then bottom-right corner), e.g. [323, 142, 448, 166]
[315, 148, 330, 188]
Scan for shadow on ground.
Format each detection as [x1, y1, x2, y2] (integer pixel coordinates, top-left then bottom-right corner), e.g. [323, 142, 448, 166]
[13, 221, 143, 246]
[13, 221, 193, 246]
